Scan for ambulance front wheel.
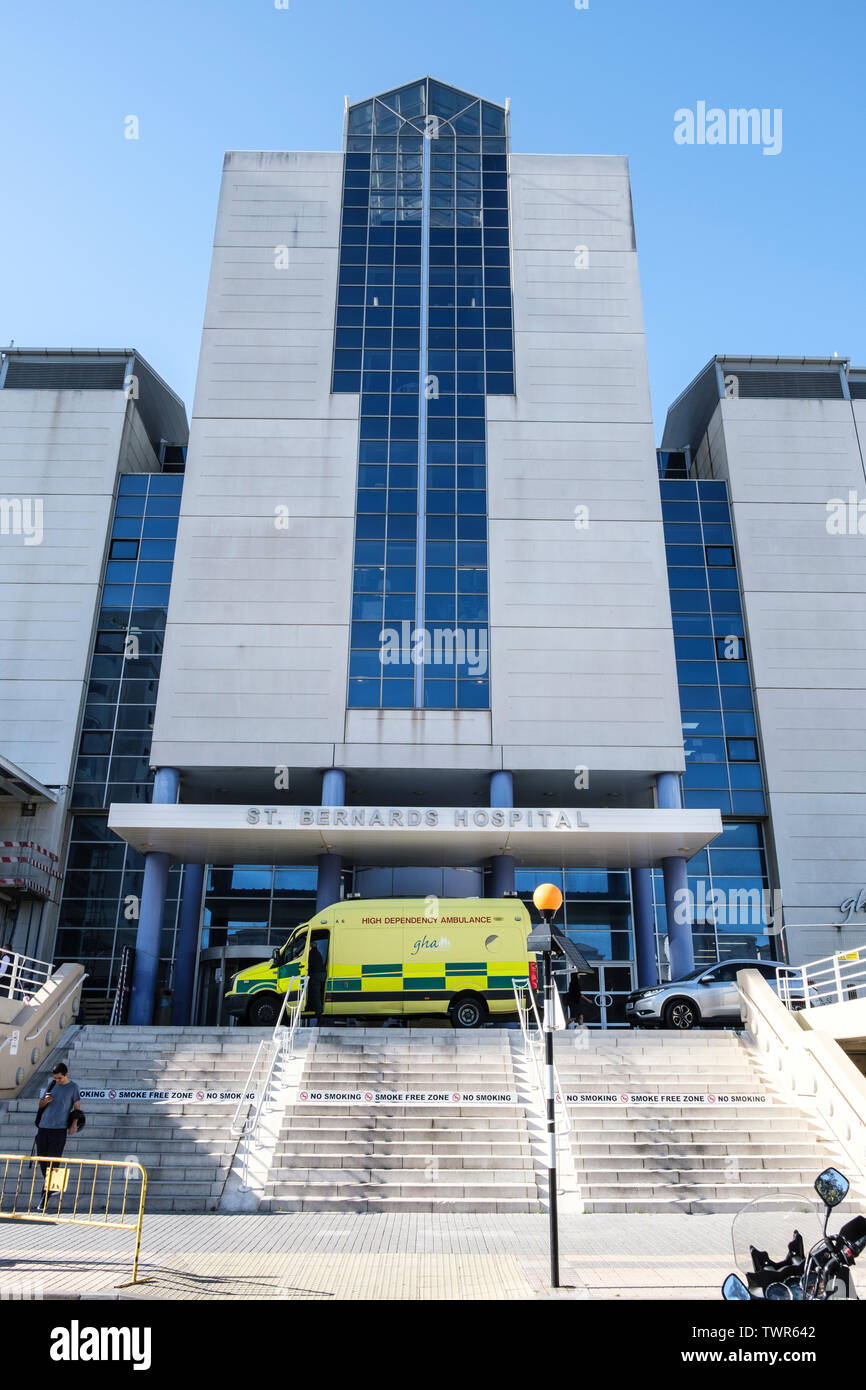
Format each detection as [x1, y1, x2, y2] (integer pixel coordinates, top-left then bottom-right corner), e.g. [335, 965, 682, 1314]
[449, 993, 487, 1029]
[247, 992, 282, 1027]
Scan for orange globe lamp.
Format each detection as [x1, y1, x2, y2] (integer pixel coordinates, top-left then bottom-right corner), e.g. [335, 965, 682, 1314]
[532, 883, 563, 917]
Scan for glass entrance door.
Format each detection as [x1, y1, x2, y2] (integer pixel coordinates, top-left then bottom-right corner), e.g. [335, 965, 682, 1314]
[196, 945, 270, 1025]
[579, 964, 634, 1028]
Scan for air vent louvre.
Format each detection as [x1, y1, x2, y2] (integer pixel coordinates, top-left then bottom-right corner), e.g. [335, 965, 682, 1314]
[3, 360, 128, 390]
[729, 369, 844, 400]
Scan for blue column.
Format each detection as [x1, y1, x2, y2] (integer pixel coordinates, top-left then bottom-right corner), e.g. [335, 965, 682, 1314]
[630, 867, 657, 988]
[129, 767, 179, 1026]
[316, 769, 346, 912]
[656, 772, 695, 979]
[171, 862, 204, 1026]
[321, 768, 345, 807]
[316, 853, 342, 913]
[489, 770, 515, 896]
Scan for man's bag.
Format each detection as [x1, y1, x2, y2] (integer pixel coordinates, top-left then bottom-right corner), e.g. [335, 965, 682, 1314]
[44, 1164, 69, 1195]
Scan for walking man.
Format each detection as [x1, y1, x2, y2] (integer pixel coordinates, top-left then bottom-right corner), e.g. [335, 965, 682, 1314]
[35, 1063, 81, 1209]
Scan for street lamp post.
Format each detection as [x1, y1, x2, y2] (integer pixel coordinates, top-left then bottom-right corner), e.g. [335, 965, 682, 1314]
[531, 881, 564, 1289]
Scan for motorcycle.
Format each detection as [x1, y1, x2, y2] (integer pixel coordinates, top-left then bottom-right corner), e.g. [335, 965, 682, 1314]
[722, 1167, 866, 1301]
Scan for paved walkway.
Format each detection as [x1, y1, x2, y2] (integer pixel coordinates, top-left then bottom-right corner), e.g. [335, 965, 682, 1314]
[0, 1213, 734, 1300]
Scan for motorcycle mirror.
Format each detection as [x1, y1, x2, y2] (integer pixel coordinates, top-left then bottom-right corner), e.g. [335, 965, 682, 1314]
[815, 1168, 849, 1209]
[722, 1273, 751, 1301]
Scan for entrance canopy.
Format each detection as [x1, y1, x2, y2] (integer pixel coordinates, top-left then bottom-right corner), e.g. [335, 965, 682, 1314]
[107, 803, 722, 868]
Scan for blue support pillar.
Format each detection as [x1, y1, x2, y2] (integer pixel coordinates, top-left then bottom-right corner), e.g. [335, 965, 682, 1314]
[321, 769, 345, 807]
[489, 770, 515, 896]
[656, 772, 695, 979]
[630, 867, 658, 989]
[316, 769, 346, 912]
[316, 853, 342, 913]
[129, 767, 179, 1026]
[171, 862, 204, 1026]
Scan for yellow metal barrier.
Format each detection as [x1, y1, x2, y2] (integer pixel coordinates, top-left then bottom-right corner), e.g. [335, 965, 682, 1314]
[0, 1152, 149, 1286]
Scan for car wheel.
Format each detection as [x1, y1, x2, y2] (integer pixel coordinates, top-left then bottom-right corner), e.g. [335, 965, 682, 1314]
[449, 993, 487, 1029]
[247, 992, 282, 1027]
[663, 997, 700, 1030]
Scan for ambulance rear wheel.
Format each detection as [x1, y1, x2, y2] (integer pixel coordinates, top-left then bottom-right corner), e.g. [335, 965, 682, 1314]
[247, 993, 282, 1027]
[450, 993, 487, 1029]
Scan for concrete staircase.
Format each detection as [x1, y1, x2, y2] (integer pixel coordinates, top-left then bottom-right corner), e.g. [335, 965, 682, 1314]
[260, 1027, 539, 1213]
[0, 1026, 272, 1213]
[3, 1023, 862, 1218]
[555, 1029, 864, 1213]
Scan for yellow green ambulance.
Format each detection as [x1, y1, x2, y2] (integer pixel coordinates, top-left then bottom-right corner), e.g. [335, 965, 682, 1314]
[224, 897, 536, 1028]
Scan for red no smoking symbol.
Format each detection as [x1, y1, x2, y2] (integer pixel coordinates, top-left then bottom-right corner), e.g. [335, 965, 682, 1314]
[451, 1092, 460, 1102]
[364, 1091, 373, 1102]
[620, 1093, 628, 1103]
[196, 1090, 205, 1101]
[708, 1093, 717, 1103]
[300, 1090, 309, 1101]
[108, 1089, 117, 1099]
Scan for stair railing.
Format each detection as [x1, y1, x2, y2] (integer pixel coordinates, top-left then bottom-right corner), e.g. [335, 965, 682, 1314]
[512, 978, 571, 1144]
[231, 978, 308, 1139]
[776, 949, 866, 1011]
[0, 949, 53, 1004]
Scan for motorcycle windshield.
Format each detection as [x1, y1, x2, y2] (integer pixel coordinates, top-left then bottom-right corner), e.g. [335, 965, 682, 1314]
[731, 1192, 821, 1284]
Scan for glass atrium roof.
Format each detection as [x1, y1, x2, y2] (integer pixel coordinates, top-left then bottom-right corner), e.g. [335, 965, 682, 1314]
[347, 79, 506, 139]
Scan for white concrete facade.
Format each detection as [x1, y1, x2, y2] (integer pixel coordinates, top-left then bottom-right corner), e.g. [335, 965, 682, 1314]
[665, 360, 866, 962]
[151, 149, 684, 784]
[0, 350, 188, 954]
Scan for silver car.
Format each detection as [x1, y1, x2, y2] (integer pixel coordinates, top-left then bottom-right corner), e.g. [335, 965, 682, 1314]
[626, 959, 800, 1030]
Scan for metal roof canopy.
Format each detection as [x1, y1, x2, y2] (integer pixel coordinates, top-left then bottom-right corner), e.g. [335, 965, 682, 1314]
[0, 754, 58, 805]
[107, 803, 722, 869]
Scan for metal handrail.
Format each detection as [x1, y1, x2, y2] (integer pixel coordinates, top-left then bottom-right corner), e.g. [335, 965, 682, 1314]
[512, 979, 571, 1143]
[0, 949, 53, 1003]
[776, 948, 866, 1010]
[231, 977, 309, 1139]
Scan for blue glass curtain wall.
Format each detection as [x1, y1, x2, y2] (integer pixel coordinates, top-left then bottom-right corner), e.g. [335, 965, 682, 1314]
[658, 471, 773, 976]
[335, 81, 512, 710]
[55, 471, 185, 1000]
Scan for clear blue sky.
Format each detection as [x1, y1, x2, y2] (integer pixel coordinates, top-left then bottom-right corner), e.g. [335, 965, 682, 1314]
[2, 0, 863, 439]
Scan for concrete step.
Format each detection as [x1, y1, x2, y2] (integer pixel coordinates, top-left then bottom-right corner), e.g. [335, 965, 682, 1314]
[573, 1142, 838, 1160]
[573, 1160, 836, 1179]
[280, 1117, 530, 1128]
[265, 1179, 537, 1199]
[282, 1108, 525, 1122]
[0, 1137, 237, 1158]
[271, 1152, 533, 1170]
[581, 1197, 777, 1215]
[575, 1180, 828, 1201]
[275, 1140, 532, 1157]
[259, 1197, 540, 1213]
